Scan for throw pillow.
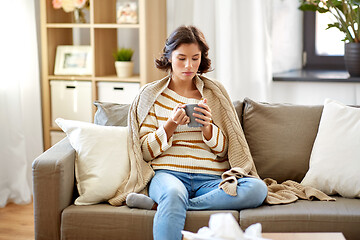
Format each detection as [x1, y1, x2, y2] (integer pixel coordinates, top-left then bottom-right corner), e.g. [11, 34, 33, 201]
[242, 98, 323, 183]
[301, 99, 360, 198]
[232, 100, 244, 125]
[93, 101, 130, 126]
[55, 118, 130, 205]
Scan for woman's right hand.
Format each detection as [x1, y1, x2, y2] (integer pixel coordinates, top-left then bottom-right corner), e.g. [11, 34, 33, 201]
[164, 104, 190, 141]
[170, 104, 190, 125]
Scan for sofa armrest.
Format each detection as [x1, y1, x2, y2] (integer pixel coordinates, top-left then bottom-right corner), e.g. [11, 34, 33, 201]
[32, 137, 75, 240]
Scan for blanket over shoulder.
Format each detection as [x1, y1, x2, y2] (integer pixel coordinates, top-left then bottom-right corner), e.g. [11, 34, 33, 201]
[108, 75, 334, 206]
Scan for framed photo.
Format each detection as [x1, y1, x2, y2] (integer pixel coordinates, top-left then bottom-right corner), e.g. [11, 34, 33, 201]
[54, 45, 93, 75]
[116, 1, 138, 24]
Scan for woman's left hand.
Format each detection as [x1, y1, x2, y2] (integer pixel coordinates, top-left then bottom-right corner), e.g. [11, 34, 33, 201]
[193, 98, 213, 139]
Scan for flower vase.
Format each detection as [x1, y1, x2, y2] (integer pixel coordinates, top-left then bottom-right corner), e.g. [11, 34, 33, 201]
[73, 8, 86, 23]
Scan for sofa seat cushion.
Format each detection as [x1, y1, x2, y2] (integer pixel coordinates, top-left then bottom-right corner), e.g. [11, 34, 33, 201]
[240, 197, 360, 240]
[61, 204, 239, 240]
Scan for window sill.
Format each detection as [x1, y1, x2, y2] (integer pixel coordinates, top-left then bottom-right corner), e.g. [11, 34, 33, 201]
[273, 69, 360, 83]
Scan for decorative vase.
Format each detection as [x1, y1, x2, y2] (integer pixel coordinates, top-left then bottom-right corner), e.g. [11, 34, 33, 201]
[73, 8, 86, 23]
[115, 61, 134, 78]
[344, 43, 360, 77]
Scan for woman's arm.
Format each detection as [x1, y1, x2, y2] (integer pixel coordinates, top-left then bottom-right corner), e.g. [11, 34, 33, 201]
[140, 105, 172, 161]
[193, 98, 228, 157]
[193, 98, 213, 140]
[140, 104, 190, 161]
[202, 124, 228, 158]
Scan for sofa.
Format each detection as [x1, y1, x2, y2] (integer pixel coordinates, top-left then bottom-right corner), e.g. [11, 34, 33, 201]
[32, 98, 360, 240]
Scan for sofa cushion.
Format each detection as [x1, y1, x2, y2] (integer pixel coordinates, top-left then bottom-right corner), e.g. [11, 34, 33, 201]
[61, 204, 239, 240]
[55, 118, 130, 205]
[240, 196, 360, 240]
[94, 101, 130, 126]
[232, 100, 244, 125]
[301, 99, 360, 198]
[242, 98, 323, 183]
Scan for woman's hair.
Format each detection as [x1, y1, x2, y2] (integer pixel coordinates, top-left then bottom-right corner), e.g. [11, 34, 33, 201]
[155, 25, 211, 74]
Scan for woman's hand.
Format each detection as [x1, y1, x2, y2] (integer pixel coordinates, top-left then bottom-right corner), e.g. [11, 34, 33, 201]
[193, 98, 213, 140]
[170, 104, 190, 126]
[164, 104, 190, 141]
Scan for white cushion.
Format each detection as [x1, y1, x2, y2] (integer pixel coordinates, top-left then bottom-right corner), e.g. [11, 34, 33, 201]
[301, 99, 360, 198]
[55, 118, 130, 205]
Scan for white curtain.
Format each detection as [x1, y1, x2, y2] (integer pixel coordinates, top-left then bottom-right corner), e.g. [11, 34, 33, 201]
[0, 0, 43, 207]
[271, 0, 303, 74]
[167, 0, 303, 102]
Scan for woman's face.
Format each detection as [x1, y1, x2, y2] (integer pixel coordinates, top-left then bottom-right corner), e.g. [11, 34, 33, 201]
[170, 43, 201, 82]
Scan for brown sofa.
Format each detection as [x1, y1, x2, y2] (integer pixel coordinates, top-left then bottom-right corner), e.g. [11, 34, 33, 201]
[32, 98, 360, 240]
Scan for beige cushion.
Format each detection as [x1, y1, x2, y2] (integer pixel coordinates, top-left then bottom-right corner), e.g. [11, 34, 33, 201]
[240, 196, 360, 240]
[301, 99, 360, 198]
[61, 204, 239, 240]
[242, 98, 323, 183]
[56, 118, 130, 205]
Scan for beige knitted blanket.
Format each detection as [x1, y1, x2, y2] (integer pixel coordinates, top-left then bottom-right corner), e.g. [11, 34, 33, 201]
[108, 75, 334, 206]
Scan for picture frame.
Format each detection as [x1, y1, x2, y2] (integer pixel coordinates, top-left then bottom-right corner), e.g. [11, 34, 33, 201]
[116, 1, 138, 24]
[54, 45, 93, 75]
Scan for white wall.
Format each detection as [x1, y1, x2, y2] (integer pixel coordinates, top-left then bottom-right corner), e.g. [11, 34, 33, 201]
[270, 82, 360, 105]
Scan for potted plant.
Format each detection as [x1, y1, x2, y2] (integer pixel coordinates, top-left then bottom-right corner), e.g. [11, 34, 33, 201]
[299, 0, 360, 77]
[113, 47, 134, 78]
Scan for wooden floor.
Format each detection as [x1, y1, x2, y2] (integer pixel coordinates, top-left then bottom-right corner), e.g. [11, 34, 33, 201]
[0, 202, 34, 240]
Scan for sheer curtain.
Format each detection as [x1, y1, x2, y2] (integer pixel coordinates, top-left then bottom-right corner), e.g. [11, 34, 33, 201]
[0, 0, 43, 207]
[167, 0, 303, 102]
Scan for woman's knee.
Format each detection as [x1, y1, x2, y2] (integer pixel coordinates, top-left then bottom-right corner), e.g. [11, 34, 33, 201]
[239, 178, 268, 207]
[149, 171, 188, 204]
[159, 186, 188, 206]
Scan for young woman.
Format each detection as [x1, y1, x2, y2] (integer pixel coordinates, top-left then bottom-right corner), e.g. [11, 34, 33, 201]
[124, 25, 268, 240]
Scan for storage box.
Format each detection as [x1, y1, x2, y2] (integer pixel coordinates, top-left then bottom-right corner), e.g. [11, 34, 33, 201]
[50, 80, 92, 127]
[50, 131, 67, 146]
[97, 82, 140, 104]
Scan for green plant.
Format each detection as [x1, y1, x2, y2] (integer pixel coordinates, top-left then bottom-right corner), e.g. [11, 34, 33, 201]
[113, 48, 134, 61]
[299, 0, 360, 42]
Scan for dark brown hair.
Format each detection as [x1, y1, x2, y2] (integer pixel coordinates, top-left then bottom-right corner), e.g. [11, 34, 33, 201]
[155, 25, 211, 74]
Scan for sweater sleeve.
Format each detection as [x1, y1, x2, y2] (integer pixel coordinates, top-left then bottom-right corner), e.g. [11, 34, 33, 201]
[139, 105, 173, 161]
[202, 124, 228, 158]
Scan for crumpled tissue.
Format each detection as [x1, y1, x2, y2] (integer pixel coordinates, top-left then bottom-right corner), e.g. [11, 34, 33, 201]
[181, 213, 269, 240]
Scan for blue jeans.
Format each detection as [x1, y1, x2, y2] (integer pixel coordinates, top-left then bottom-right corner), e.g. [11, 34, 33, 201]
[148, 169, 268, 240]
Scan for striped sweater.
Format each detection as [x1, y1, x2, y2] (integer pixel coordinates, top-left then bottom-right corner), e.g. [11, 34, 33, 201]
[140, 87, 230, 175]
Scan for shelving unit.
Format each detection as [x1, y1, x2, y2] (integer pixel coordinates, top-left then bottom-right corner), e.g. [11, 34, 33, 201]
[40, 0, 167, 150]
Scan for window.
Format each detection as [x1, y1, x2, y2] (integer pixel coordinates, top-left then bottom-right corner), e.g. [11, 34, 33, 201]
[315, 11, 344, 56]
[303, 11, 345, 69]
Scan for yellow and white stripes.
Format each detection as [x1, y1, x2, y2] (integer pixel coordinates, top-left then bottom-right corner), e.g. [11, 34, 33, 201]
[139, 87, 229, 175]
